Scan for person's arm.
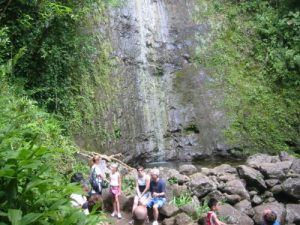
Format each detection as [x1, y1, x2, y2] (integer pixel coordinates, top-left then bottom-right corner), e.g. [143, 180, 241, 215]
[118, 173, 122, 192]
[212, 214, 227, 225]
[140, 175, 150, 197]
[153, 180, 166, 197]
[136, 179, 141, 197]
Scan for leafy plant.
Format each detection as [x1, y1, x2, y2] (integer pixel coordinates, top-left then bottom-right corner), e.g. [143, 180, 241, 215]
[168, 177, 178, 185]
[170, 192, 192, 208]
[122, 178, 135, 195]
[194, 200, 210, 220]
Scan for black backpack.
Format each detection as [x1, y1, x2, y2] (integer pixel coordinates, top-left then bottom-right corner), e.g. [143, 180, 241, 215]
[90, 168, 101, 193]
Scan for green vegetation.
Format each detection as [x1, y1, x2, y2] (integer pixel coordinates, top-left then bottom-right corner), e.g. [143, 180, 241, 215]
[195, 0, 300, 155]
[170, 192, 192, 208]
[0, 0, 120, 145]
[194, 200, 210, 220]
[0, 0, 121, 223]
[122, 178, 135, 195]
[168, 177, 178, 185]
[0, 60, 104, 224]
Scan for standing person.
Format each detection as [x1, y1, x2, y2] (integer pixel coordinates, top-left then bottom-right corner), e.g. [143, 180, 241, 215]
[90, 155, 106, 195]
[206, 198, 227, 225]
[262, 209, 280, 225]
[146, 168, 166, 225]
[109, 163, 122, 219]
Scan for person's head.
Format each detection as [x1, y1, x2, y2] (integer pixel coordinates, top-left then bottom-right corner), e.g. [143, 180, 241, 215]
[208, 198, 219, 212]
[263, 209, 277, 225]
[92, 155, 101, 165]
[110, 163, 118, 173]
[150, 168, 159, 182]
[137, 166, 145, 177]
[88, 194, 103, 213]
[133, 205, 147, 225]
[70, 172, 84, 184]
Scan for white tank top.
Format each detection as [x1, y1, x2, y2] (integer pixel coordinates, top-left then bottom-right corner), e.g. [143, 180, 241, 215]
[137, 174, 148, 186]
[110, 171, 120, 186]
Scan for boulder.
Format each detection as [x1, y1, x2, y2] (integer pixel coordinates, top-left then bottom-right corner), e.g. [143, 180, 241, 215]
[224, 193, 242, 205]
[217, 173, 238, 183]
[174, 212, 194, 225]
[252, 195, 263, 206]
[234, 199, 254, 217]
[171, 184, 188, 197]
[161, 168, 190, 184]
[246, 154, 280, 167]
[252, 202, 286, 225]
[291, 158, 300, 174]
[237, 165, 267, 190]
[179, 164, 197, 176]
[222, 179, 250, 200]
[163, 217, 175, 225]
[160, 203, 180, 217]
[265, 179, 279, 188]
[205, 190, 225, 202]
[257, 161, 292, 179]
[249, 191, 258, 197]
[286, 204, 300, 225]
[271, 185, 283, 194]
[218, 203, 254, 225]
[282, 178, 300, 200]
[200, 168, 215, 176]
[213, 164, 237, 174]
[179, 203, 197, 217]
[189, 173, 217, 198]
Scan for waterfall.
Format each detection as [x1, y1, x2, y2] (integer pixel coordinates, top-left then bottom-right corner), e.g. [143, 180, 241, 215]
[134, 0, 170, 160]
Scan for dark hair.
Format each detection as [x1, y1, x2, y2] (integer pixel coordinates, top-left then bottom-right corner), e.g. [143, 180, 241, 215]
[70, 172, 84, 184]
[88, 194, 103, 213]
[263, 210, 277, 225]
[137, 165, 144, 171]
[208, 198, 218, 209]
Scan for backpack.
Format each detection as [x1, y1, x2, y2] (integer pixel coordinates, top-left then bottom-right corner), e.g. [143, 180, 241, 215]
[90, 167, 101, 193]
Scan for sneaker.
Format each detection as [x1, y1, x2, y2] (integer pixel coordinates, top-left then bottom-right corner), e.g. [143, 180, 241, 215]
[128, 220, 134, 224]
[117, 213, 122, 219]
[111, 211, 116, 217]
[152, 221, 158, 225]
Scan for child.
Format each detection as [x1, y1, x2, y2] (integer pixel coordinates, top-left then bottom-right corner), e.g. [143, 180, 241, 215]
[206, 198, 227, 225]
[109, 163, 122, 219]
[263, 209, 280, 225]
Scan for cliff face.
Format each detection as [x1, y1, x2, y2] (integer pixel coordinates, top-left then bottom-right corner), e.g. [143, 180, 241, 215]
[78, 0, 227, 163]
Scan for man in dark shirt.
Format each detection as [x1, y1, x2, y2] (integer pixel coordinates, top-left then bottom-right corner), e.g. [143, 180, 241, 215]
[146, 168, 166, 225]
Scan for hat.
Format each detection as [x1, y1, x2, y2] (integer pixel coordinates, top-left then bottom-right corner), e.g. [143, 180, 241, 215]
[150, 168, 160, 176]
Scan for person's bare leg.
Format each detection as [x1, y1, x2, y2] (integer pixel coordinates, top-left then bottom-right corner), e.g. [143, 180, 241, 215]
[132, 196, 139, 215]
[153, 205, 159, 221]
[116, 195, 120, 214]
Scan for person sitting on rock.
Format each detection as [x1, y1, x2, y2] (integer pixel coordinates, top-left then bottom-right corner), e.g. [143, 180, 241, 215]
[132, 166, 151, 214]
[146, 168, 166, 225]
[70, 180, 91, 215]
[206, 198, 227, 225]
[262, 209, 280, 225]
[133, 205, 148, 225]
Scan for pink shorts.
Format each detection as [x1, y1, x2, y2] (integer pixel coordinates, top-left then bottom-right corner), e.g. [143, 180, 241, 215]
[110, 186, 121, 196]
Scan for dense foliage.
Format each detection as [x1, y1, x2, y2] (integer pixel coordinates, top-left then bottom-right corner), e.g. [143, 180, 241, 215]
[0, 0, 120, 224]
[195, 0, 300, 155]
[0, 60, 105, 224]
[0, 0, 119, 140]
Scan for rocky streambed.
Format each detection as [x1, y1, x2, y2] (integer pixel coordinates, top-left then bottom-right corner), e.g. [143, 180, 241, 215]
[102, 152, 300, 225]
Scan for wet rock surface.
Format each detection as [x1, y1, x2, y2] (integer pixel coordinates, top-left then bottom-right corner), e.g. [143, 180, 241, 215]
[78, 0, 228, 162]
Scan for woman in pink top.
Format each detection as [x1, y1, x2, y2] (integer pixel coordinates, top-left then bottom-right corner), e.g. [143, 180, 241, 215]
[109, 164, 122, 219]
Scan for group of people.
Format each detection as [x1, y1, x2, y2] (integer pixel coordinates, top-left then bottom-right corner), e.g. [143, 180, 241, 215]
[70, 155, 167, 225]
[70, 155, 280, 225]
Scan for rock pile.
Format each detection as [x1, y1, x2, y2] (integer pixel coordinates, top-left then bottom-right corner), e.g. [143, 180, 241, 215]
[103, 152, 300, 225]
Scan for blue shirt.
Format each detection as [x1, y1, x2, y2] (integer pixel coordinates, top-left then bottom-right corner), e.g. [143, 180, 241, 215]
[150, 179, 166, 198]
